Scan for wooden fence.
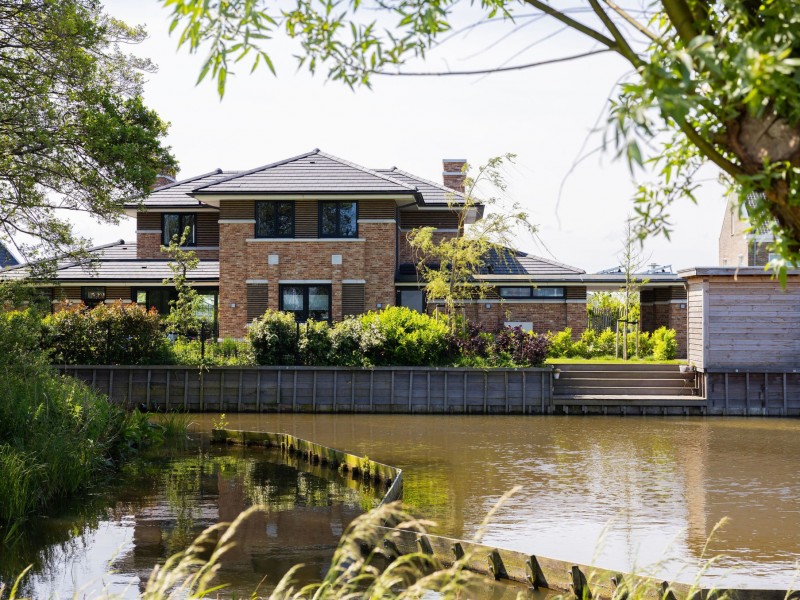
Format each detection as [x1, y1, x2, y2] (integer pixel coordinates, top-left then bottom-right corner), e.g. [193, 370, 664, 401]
[58, 365, 554, 414]
[703, 368, 800, 416]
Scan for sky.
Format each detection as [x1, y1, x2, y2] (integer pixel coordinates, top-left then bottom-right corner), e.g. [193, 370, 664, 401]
[75, 1, 728, 273]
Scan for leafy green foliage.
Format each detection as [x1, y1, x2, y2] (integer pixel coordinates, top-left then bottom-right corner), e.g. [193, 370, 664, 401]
[360, 307, 450, 366]
[547, 326, 674, 360]
[170, 337, 254, 366]
[328, 318, 385, 367]
[298, 319, 333, 366]
[0, 0, 175, 268]
[247, 309, 299, 365]
[651, 326, 678, 360]
[162, 228, 206, 339]
[405, 155, 536, 329]
[0, 311, 155, 526]
[43, 302, 170, 365]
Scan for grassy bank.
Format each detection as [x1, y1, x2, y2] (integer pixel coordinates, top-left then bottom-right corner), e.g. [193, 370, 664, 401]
[0, 310, 155, 535]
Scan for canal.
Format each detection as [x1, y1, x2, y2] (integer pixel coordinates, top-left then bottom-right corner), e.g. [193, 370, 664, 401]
[3, 415, 799, 596]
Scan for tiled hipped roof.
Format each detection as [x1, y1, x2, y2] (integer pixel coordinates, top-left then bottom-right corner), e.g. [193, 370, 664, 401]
[193, 150, 422, 196]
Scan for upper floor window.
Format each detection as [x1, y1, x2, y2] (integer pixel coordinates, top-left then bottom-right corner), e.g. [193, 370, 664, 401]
[498, 286, 565, 299]
[255, 201, 294, 238]
[162, 213, 196, 246]
[319, 201, 357, 238]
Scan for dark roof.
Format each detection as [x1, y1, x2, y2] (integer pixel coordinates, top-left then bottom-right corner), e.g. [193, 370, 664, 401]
[0, 243, 18, 267]
[124, 169, 232, 210]
[2, 240, 219, 283]
[375, 167, 466, 205]
[484, 248, 585, 276]
[194, 149, 421, 198]
[396, 248, 585, 283]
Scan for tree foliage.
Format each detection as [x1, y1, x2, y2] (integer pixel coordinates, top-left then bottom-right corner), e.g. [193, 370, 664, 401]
[165, 0, 800, 275]
[162, 227, 204, 338]
[405, 155, 536, 328]
[1, 0, 176, 270]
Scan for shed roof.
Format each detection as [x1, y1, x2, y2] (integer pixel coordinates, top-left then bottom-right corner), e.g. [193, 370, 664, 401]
[374, 167, 466, 205]
[2, 240, 219, 284]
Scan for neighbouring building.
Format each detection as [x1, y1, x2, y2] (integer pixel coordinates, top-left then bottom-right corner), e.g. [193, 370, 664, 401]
[1, 149, 687, 355]
[718, 193, 775, 267]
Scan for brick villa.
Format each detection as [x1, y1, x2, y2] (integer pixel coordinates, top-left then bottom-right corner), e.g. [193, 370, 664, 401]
[1, 149, 688, 354]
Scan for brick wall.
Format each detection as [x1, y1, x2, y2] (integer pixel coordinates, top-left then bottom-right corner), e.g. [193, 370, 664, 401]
[451, 301, 586, 338]
[398, 229, 458, 265]
[217, 220, 396, 337]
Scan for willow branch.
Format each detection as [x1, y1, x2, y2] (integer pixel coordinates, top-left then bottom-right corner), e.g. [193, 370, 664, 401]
[523, 0, 618, 51]
[603, 0, 660, 42]
[662, 0, 700, 44]
[377, 49, 612, 76]
[587, 0, 642, 67]
[675, 116, 744, 177]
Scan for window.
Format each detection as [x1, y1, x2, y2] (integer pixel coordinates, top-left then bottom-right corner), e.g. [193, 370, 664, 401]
[319, 201, 357, 237]
[82, 286, 106, 307]
[133, 288, 173, 315]
[162, 213, 196, 246]
[398, 290, 425, 313]
[255, 201, 294, 238]
[280, 284, 331, 322]
[498, 287, 565, 299]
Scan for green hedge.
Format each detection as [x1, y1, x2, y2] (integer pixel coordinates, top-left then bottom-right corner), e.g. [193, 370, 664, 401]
[546, 326, 677, 360]
[43, 302, 170, 365]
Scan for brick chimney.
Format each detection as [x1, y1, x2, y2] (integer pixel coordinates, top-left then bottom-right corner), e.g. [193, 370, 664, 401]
[153, 173, 177, 189]
[442, 159, 466, 192]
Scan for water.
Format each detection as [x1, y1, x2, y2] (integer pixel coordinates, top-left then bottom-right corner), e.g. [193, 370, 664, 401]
[3, 415, 800, 596]
[0, 438, 383, 598]
[190, 414, 800, 589]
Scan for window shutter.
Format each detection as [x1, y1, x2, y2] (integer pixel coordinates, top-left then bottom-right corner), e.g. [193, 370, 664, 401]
[247, 283, 269, 321]
[342, 283, 365, 317]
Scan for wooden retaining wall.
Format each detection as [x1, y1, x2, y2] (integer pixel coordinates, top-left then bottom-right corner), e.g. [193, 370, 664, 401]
[58, 365, 554, 414]
[703, 369, 800, 416]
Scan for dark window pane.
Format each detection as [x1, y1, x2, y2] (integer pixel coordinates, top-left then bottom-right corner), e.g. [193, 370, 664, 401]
[307, 286, 330, 321]
[338, 202, 357, 237]
[499, 287, 532, 298]
[277, 203, 293, 236]
[163, 214, 181, 245]
[320, 203, 338, 236]
[182, 214, 196, 245]
[255, 202, 276, 237]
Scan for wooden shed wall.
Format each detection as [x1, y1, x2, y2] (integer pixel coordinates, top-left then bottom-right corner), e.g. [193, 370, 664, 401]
[689, 276, 800, 369]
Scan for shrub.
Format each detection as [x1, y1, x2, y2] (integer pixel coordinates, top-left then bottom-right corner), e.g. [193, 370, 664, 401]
[360, 306, 450, 366]
[547, 328, 573, 358]
[651, 326, 677, 360]
[171, 337, 254, 366]
[328, 318, 385, 367]
[569, 340, 592, 359]
[43, 302, 169, 365]
[494, 327, 550, 366]
[579, 328, 597, 357]
[447, 321, 491, 364]
[595, 328, 616, 356]
[299, 319, 333, 365]
[637, 330, 653, 357]
[247, 310, 298, 365]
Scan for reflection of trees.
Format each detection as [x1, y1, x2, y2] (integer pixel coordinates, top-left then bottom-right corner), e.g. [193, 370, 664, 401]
[1, 438, 381, 597]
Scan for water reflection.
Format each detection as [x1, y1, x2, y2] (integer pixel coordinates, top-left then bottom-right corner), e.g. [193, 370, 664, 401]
[0, 439, 381, 598]
[186, 414, 800, 589]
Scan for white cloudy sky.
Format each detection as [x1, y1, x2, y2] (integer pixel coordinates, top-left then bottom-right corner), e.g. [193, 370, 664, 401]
[76, 1, 727, 272]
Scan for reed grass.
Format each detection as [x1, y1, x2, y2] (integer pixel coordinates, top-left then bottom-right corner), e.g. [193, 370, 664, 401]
[152, 412, 194, 438]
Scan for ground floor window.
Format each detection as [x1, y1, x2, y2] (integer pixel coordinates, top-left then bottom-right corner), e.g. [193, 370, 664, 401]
[398, 289, 425, 313]
[280, 284, 331, 322]
[82, 286, 106, 307]
[133, 287, 218, 325]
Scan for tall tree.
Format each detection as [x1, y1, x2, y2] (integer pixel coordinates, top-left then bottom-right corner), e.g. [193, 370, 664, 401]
[1, 0, 176, 271]
[164, 0, 800, 277]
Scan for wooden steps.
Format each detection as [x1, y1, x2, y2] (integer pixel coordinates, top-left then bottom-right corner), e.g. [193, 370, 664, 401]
[553, 363, 700, 398]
